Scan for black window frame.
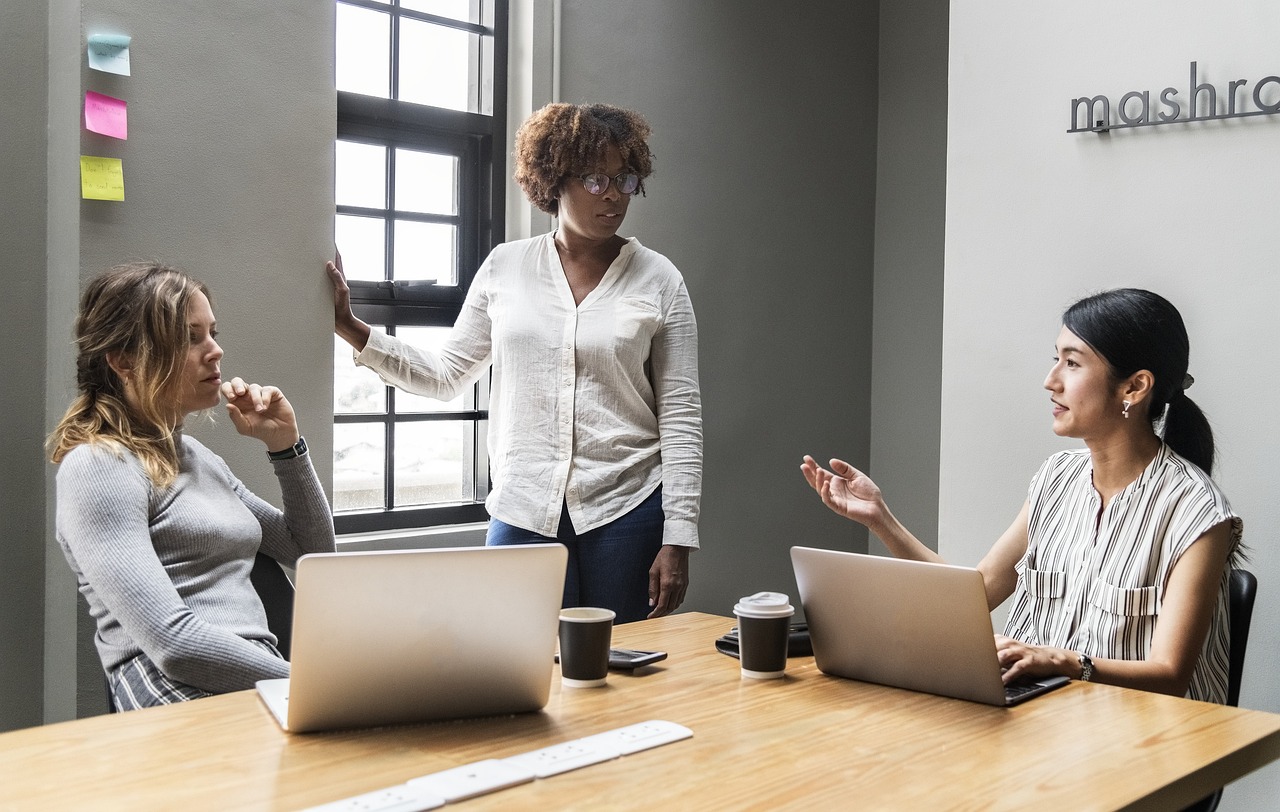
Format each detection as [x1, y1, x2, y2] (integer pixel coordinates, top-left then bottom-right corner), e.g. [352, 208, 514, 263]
[334, 0, 507, 535]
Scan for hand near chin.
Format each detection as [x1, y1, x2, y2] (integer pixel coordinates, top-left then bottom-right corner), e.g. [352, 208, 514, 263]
[221, 377, 300, 451]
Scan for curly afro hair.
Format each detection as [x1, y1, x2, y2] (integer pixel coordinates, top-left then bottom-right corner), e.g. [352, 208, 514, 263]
[513, 103, 654, 215]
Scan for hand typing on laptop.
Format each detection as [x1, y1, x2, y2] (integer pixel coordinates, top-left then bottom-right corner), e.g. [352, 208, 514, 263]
[994, 634, 1083, 685]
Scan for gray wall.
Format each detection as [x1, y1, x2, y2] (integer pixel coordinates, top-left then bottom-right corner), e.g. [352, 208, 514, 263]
[4, 0, 941, 728]
[869, 0, 947, 554]
[557, 0, 880, 616]
[1, 0, 54, 732]
[2, 0, 335, 729]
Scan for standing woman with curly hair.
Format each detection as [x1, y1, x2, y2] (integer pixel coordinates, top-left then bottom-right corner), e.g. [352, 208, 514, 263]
[329, 103, 702, 623]
[50, 263, 335, 710]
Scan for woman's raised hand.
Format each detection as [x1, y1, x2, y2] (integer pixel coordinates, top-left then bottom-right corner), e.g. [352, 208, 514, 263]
[800, 455, 888, 530]
[325, 249, 371, 351]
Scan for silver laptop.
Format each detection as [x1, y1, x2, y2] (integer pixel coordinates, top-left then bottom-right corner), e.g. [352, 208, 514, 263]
[256, 543, 567, 732]
[790, 546, 1068, 706]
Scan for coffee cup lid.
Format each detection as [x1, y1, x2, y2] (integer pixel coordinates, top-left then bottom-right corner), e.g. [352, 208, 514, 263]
[733, 591, 794, 618]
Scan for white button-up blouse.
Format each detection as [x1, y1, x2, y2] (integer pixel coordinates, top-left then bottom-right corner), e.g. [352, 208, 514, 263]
[355, 233, 703, 548]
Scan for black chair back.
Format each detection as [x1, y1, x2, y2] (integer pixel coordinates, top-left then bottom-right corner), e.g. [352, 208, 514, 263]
[1183, 567, 1257, 812]
[1226, 568, 1257, 708]
[249, 553, 296, 660]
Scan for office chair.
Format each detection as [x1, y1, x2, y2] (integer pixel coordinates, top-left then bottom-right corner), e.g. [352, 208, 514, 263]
[1183, 568, 1258, 812]
[105, 553, 296, 713]
[249, 552, 297, 660]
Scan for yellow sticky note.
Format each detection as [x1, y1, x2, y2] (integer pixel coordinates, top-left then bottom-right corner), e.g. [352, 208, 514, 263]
[80, 155, 125, 201]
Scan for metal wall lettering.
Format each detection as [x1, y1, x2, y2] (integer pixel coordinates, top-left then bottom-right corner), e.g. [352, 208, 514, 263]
[1069, 61, 1280, 133]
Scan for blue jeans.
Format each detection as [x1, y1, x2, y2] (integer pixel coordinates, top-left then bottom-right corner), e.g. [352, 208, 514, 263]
[487, 487, 664, 624]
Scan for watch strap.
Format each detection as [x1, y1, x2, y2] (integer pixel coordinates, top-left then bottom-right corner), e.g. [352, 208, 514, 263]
[267, 436, 307, 461]
[1077, 652, 1094, 682]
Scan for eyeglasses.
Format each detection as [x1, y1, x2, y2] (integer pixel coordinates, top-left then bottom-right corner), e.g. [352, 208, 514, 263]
[579, 172, 640, 196]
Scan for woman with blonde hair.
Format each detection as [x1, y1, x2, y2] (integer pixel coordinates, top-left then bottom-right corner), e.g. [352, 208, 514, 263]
[50, 262, 334, 710]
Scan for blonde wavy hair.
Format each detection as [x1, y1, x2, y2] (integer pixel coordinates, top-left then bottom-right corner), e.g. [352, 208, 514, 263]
[48, 262, 211, 489]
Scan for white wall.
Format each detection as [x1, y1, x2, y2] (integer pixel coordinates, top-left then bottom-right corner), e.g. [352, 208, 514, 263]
[943, 2, 1280, 807]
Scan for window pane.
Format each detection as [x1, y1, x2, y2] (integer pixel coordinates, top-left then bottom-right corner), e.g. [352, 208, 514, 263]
[399, 19, 475, 112]
[395, 326, 465, 412]
[336, 4, 390, 98]
[334, 332, 387, 414]
[395, 421, 471, 506]
[401, 0, 475, 23]
[335, 215, 386, 282]
[393, 220, 456, 284]
[334, 422, 386, 512]
[395, 148, 458, 216]
[336, 141, 387, 209]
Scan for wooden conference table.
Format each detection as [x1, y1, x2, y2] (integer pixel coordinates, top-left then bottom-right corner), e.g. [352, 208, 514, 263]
[4, 612, 1280, 811]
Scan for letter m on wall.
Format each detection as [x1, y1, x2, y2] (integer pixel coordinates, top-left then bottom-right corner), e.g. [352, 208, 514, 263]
[1070, 95, 1110, 131]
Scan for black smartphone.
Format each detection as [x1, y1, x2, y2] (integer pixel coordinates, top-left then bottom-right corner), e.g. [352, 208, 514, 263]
[608, 648, 668, 669]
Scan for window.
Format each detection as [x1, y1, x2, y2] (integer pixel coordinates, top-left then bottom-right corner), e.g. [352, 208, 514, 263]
[333, 0, 507, 534]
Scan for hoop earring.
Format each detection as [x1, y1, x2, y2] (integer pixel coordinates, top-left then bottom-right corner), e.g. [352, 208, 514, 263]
[1122, 400, 1131, 419]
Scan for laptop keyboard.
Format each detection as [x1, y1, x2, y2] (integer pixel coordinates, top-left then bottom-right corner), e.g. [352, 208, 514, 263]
[1004, 681, 1042, 701]
[1002, 675, 1071, 705]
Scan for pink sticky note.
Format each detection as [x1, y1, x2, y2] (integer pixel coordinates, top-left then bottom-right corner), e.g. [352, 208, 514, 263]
[84, 91, 128, 139]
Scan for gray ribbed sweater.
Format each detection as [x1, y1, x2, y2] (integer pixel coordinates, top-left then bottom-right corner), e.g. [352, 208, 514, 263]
[55, 434, 335, 693]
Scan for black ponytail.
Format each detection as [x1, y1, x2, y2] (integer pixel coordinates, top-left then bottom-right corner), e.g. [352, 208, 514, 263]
[1063, 288, 1215, 474]
[1162, 391, 1215, 474]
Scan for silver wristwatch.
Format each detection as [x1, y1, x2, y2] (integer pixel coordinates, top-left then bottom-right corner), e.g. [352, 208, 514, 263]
[1077, 652, 1094, 682]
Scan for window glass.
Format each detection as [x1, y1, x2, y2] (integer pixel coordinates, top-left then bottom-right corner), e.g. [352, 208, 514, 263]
[395, 421, 470, 506]
[334, 0, 501, 531]
[399, 19, 474, 112]
[334, 333, 387, 415]
[393, 220, 456, 284]
[401, 0, 475, 23]
[333, 422, 386, 512]
[395, 148, 458, 216]
[335, 4, 390, 98]
[336, 141, 387, 209]
[334, 215, 387, 282]
[395, 327, 465, 412]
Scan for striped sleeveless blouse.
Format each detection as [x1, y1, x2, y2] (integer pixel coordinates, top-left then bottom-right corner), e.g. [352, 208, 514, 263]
[1003, 444, 1243, 704]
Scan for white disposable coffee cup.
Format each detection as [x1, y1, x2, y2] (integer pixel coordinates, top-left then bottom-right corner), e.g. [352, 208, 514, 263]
[733, 592, 795, 679]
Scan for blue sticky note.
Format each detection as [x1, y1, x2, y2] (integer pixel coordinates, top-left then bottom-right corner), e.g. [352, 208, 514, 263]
[88, 33, 132, 76]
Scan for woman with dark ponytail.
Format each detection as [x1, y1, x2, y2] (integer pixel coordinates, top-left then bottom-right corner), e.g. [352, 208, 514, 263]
[802, 288, 1242, 703]
[1062, 287, 1216, 473]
